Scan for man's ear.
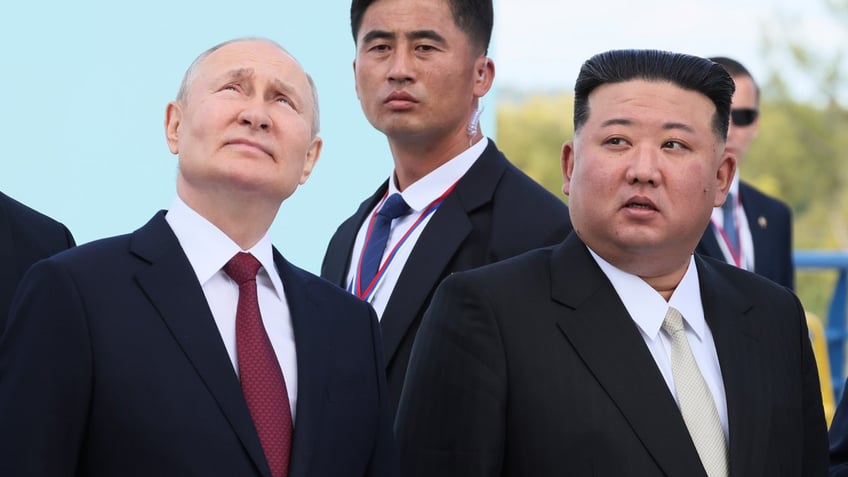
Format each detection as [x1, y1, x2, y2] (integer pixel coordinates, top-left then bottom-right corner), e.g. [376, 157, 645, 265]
[561, 140, 576, 197]
[714, 150, 737, 207]
[165, 101, 182, 155]
[472, 56, 495, 98]
[299, 136, 323, 185]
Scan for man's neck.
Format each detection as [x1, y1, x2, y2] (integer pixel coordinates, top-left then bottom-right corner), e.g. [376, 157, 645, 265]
[177, 185, 279, 250]
[389, 130, 484, 191]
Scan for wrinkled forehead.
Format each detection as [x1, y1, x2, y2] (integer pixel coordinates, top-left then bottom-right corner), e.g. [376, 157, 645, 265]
[194, 40, 310, 94]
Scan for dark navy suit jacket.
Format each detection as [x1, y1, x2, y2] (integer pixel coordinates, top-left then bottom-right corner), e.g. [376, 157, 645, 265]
[0, 191, 74, 331]
[0, 212, 397, 477]
[321, 140, 572, 414]
[697, 181, 794, 289]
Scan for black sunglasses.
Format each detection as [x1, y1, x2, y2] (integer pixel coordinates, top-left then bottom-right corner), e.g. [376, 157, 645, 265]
[730, 108, 759, 127]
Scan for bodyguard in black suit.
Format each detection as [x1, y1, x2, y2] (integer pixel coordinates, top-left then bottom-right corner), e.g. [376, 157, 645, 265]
[0, 191, 74, 330]
[396, 50, 826, 476]
[0, 38, 396, 477]
[696, 57, 794, 289]
[322, 0, 571, 415]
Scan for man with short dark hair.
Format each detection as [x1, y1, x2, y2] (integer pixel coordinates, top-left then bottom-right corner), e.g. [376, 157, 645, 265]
[696, 56, 794, 289]
[396, 49, 826, 477]
[322, 0, 571, 416]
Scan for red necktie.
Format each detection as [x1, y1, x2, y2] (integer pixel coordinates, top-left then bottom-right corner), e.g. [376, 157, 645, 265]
[224, 252, 292, 477]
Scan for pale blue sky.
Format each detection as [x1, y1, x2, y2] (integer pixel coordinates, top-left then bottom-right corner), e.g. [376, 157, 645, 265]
[2, 1, 844, 273]
[496, 0, 847, 102]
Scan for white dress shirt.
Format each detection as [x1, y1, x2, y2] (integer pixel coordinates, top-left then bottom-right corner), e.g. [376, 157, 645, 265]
[165, 196, 298, 420]
[589, 249, 729, 441]
[710, 174, 754, 271]
[345, 137, 489, 319]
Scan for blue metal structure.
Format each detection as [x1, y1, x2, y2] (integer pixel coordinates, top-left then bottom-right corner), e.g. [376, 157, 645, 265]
[795, 250, 848, 400]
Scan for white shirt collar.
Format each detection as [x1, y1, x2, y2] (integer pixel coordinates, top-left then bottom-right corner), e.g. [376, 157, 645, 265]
[387, 137, 488, 212]
[588, 248, 707, 342]
[164, 196, 284, 300]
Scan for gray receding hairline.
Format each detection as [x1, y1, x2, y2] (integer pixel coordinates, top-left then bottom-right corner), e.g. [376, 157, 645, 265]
[174, 36, 321, 136]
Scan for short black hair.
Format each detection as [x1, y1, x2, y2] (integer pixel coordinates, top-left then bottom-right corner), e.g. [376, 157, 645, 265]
[350, 0, 493, 55]
[573, 49, 735, 141]
[709, 56, 760, 104]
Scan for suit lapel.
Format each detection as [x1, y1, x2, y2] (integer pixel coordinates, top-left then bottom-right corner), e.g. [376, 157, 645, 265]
[696, 256, 769, 476]
[275, 252, 327, 477]
[379, 190, 472, 363]
[739, 183, 771, 272]
[380, 145, 506, 364]
[321, 183, 387, 287]
[551, 235, 707, 476]
[130, 212, 271, 477]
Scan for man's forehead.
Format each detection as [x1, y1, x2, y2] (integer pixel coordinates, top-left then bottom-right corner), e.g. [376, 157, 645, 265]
[358, 0, 457, 38]
[200, 41, 298, 75]
[589, 80, 713, 113]
[197, 43, 306, 85]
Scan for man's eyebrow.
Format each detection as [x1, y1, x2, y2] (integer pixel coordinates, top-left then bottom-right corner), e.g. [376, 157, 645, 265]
[407, 29, 446, 44]
[598, 118, 696, 134]
[360, 29, 446, 45]
[662, 122, 695, 134]
[220, 68, 254, 83]
[268, 78, 304, 109]
[361, 30, 395, 44]
[600, 118, 632, 128]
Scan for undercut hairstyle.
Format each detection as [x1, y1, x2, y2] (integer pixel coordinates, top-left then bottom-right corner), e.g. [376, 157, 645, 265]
[175, 37, 321, 136]
[350, 0, 493, 55]
[573, 49, 736, 142]
[709, 56, 760, 104]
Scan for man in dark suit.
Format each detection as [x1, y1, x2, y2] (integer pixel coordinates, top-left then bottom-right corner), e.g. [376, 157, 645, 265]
[322, 0, 571, 415]
[0, 191, 74, 330]
[0, 38, 396, 477]
[396, 50, 827, 476]
[696, 57, 794, 289]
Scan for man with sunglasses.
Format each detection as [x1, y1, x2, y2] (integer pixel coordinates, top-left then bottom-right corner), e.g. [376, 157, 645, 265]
[696, 56, 794, 289]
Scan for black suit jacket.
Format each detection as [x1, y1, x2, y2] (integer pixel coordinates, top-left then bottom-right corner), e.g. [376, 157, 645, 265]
[830, 386, 848, 475]
[697, 181, 794, 289]
[397, 233, 827, 476]
[0, 212, 397, 477]
[0, 191, 74, 330]
[321, 140, 572, 413]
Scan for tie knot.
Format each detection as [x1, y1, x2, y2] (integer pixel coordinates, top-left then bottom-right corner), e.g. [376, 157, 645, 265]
[378, 193, 410, 220]
[224, 252, 262, 285]
[662, 307, 686, 336]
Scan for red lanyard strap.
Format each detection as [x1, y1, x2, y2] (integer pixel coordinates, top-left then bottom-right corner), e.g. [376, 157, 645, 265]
[354, 182, 458, 301]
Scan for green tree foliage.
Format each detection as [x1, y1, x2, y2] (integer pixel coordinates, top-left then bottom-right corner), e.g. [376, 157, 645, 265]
[497, 90, 573, 200]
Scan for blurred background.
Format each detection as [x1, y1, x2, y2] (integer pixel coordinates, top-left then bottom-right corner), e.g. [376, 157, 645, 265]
[2, 0, 846, 397]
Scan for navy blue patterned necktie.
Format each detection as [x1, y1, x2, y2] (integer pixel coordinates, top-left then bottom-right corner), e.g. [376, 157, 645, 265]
[358, 193, 410, 296]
